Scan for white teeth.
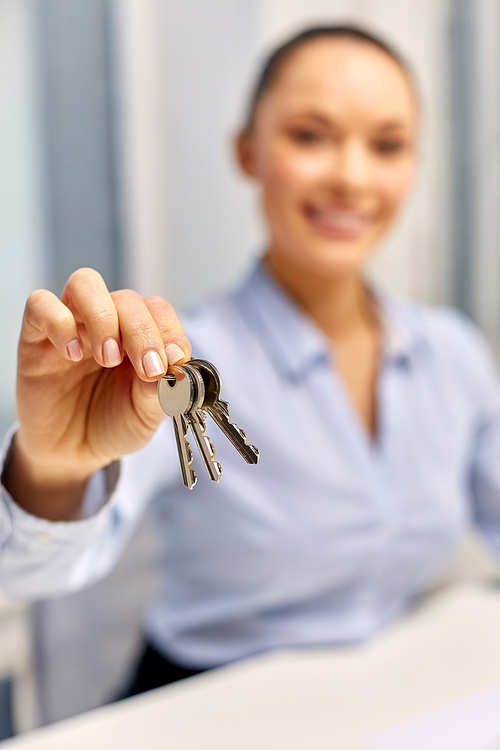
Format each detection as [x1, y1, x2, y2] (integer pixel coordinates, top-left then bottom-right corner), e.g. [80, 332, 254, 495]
[311, 210, 368, 231]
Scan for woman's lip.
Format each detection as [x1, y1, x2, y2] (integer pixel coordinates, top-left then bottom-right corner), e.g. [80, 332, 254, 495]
[304, 206, 372, 238]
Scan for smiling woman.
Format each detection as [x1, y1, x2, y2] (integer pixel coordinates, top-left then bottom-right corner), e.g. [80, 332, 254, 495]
[236, 27, 418, 435]
[238, 29, 417, 276]
[2, 24, 500, 704]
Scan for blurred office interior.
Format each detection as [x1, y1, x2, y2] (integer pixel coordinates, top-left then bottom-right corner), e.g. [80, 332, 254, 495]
[1, 0, 500, 735]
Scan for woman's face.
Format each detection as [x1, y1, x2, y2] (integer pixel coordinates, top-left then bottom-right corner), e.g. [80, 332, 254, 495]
[237, 38, 418, 279]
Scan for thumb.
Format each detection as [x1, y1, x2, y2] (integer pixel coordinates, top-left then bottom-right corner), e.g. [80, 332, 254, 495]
[133, 377, 168, 431]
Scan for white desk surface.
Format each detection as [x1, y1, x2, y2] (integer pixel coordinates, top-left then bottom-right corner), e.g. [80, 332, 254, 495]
[4, 583, 500, 750]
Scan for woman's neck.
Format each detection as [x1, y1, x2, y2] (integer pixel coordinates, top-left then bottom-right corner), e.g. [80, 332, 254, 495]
[264, 252, 377, 342]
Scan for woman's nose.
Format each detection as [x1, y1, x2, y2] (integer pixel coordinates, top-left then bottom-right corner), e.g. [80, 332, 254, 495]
[329, 140, 372, 196]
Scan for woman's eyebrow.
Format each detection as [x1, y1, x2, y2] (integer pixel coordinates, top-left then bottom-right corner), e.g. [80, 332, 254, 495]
[375, 120, 410, 131]
[286, 112, 336, 127]
[285, 112, 412, 133]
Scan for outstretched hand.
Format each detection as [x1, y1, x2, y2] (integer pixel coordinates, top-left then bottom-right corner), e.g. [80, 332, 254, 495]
[4, 268, 191, 520]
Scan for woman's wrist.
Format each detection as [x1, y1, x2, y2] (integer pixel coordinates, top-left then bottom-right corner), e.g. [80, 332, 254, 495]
[2, 435, 99, 521]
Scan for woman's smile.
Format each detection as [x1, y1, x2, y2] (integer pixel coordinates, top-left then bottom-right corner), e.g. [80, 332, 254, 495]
[303, 203, 373, 239]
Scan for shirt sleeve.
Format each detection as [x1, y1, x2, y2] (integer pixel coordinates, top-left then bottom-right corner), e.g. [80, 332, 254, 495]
[0, 420, 178, 599]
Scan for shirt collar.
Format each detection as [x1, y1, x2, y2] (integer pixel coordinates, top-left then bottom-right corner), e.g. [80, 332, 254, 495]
[235, 260, 424, 381]
[236, 261, 329, 382]
[368, 279, 421, 365]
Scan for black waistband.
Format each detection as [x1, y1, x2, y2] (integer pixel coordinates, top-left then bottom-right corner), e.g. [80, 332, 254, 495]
[121, 641, 207, 698]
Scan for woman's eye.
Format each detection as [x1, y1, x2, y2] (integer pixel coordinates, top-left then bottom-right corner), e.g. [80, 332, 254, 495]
[374, 139, 406, 155]
[290, 128, 324, 144]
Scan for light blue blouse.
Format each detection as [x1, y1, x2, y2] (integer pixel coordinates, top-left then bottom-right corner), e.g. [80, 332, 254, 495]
[2, 262, 500, 669]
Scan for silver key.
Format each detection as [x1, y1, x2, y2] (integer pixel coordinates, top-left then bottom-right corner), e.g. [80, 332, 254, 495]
[188, 359, 260, 464]
[183, 365, 222, 483]
[158, 365, 199, 489]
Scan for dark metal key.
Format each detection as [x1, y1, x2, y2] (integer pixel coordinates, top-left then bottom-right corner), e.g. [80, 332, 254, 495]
[184, 365, 222, 483]
[188, 359, 260, 464]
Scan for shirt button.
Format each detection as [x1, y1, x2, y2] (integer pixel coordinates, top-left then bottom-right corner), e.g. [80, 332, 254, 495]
[33, 531, 52, 542]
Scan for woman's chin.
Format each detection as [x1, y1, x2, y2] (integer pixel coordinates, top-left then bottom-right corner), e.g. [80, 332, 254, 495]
[306, 238, 373, 277]
[268, 231, 377, 279]
[279, 252, 368, 282]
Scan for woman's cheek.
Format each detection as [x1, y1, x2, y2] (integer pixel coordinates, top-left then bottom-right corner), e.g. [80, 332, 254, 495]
[376, 166, 414, 221]
[262, 147, 326, 194]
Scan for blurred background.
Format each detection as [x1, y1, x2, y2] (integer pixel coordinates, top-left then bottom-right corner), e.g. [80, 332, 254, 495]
[3, 0, 500, 437]
[1, 0, 500, 736]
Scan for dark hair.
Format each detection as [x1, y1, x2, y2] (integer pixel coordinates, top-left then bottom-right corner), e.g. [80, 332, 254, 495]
[245, 25, 413, 131]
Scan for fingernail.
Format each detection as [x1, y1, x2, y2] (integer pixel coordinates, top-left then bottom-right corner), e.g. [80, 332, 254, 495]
[143, 350, 165, 378]
[103, 339, 121, 367]
[165, 343, 185, 365]
[67, 338, 83, 362]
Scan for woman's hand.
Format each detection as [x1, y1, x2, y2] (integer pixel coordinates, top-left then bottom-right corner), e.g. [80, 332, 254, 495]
[3, 268, 191, 520]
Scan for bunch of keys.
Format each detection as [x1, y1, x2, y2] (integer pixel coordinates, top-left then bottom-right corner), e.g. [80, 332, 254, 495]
[158, 359, 259, 489]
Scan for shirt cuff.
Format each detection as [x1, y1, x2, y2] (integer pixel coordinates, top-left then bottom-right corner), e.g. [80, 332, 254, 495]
[0, 425, 120, 546]
[80, 462, 120, 518]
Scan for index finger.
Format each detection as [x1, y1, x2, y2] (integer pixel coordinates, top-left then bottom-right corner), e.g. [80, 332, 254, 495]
[62, 269, 122, 368]
[143, 296, 192, 366]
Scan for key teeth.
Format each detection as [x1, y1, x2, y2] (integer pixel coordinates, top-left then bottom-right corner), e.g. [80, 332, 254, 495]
[200, 430, 215, 457]
[233, 424, 259, 459]
[185, 442, 197, 488]
[182, 419, 195, 466]
[233, 422, 253, 450]
[203, 405, 259, 464]
[224, 417, 251, 449]
[182, 417, 197, 487]
[218, 399, 231, 416]
[187, 409, 224, 482]
[205, 433, 222, 480]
